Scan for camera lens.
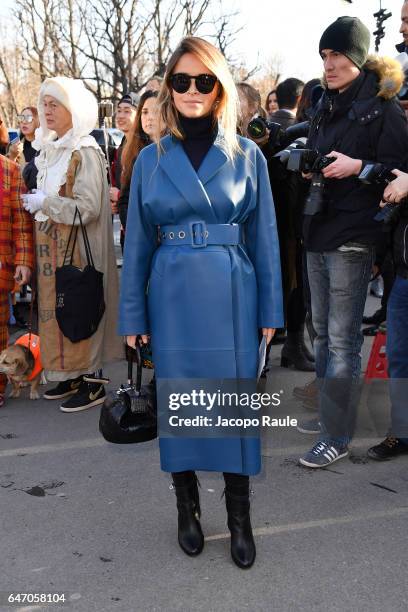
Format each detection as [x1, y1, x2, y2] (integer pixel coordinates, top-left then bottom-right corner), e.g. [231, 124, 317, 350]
[247, 117, 266, 139]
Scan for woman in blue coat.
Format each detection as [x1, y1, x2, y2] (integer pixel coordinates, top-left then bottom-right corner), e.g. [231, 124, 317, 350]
[119, 36, 283, 569]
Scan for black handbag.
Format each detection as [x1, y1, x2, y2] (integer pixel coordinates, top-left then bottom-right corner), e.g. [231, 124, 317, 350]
[99, 344, 157, 444]
[55, 208, 105, 343]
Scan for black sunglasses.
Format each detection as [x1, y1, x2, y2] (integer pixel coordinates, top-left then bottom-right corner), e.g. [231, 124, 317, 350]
[170, 73, 218, 94]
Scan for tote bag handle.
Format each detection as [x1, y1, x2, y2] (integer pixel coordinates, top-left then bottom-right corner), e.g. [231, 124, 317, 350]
[62, 207, 95, 268]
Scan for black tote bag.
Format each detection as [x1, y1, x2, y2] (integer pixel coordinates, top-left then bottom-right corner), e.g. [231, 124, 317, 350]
[99, 344, 157, 444]
[55, 207, 105, 343]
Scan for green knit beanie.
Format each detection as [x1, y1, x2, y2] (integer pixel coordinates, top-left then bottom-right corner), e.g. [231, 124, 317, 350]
[319, 16, 371, 69]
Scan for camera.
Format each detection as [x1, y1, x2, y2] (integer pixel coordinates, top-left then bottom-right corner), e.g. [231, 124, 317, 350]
[358, 162, 404, 223]
[285, 149, 336, 216]
[247, 116, 278, 140]
[248, 117, 310, 152]
[286, 149, 336, 174]
[358, 163, 395, 185]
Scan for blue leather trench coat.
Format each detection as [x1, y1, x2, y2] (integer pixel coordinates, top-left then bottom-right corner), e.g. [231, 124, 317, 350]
[118, 132, 283, 475]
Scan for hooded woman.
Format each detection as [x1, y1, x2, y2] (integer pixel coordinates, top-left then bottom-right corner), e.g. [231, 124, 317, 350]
[22, 76, 122, 412]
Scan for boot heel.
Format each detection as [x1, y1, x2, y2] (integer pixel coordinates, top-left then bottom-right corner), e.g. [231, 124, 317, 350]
[280, 356, 292, 368]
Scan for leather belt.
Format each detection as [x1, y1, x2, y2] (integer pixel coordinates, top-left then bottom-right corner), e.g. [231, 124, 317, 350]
[160, 222, 243, 248]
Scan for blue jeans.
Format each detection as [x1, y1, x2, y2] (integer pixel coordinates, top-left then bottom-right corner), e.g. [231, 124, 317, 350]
[387, 274, 408, 443]
[307, 245, 374, 445]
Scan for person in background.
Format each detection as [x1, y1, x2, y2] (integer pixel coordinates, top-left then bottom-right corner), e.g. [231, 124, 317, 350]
[265, 89, 278, 118]
[249, 77, 313, 372]
[144, 77, 163, 92]
[8, 107, 40, 167]
[7, 107, 40, 326]
[118, 90, 160, 233]
[22, 76, 122, 412]
[396, 0, 408, 118]
[366, 169, 408, 460]
[290, 79, 325, 406]
[110, 93, 139, 216]
[236, 82, 264, 136]
[295, 79, 323, 123]
[0, 115, 9, 154]
[0, 154, 33, 407]
[269, 78, 304, 130]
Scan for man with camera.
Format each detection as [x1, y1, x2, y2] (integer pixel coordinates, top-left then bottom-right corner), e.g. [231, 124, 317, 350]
[299, 16, 408, 468]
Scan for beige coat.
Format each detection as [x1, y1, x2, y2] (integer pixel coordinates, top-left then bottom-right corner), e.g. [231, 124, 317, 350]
[36, 146, 122, 380]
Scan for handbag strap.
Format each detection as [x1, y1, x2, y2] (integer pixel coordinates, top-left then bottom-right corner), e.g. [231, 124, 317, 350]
[77, 208, 95, 268]
[62, 207, 79, 266]
[126, 343, 142, 393]
[61, 207, 95, 268]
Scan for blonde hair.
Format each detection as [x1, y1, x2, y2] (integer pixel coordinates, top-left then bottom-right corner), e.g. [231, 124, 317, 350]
[157, 36, 240, 160]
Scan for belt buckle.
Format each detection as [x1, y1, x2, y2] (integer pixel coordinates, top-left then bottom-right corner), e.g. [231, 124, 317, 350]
[189, 221, 208, 248]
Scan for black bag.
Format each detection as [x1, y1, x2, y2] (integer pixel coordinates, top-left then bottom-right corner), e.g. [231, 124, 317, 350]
[55, 208, 105, 343]
[99, 344, 157, 444]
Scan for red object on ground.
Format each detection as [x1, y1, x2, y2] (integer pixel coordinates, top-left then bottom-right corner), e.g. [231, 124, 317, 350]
[364, 331, 388, 380]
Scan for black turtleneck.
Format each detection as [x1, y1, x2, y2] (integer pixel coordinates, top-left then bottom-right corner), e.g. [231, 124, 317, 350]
[178, 113, 217, 171]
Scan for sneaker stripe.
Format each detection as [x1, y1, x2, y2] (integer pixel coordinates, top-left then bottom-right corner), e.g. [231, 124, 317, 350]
[300, 441, 348, 469]
[325, 448, 337, 460]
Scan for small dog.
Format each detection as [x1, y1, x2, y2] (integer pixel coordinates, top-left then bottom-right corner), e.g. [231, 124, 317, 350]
[0, 336, 43, 400]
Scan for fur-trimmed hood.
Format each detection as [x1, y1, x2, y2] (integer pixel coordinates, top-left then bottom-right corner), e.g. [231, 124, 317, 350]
[321, 55, 404, 100]
[364, 55, 404, 99]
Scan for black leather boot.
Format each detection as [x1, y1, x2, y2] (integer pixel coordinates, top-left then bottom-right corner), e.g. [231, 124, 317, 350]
[300, 335, 315, 362]
[305, 311, 317, 346]
[280, 331, 315, 371]
[171, 471, 204, 556]
[224, 474, 256, 569]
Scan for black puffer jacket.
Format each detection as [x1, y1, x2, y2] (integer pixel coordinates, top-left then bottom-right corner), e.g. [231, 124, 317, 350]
[304, 56, 408, 251]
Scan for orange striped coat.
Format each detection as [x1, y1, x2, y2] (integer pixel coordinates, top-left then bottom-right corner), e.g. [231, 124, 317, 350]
[0, 155, 34, 291]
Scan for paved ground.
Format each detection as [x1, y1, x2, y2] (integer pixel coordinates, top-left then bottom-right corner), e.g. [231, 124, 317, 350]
[1, 293, 407, 612]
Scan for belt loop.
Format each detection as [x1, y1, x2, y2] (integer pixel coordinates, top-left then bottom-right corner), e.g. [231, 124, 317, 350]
[189, 221, 208, 248]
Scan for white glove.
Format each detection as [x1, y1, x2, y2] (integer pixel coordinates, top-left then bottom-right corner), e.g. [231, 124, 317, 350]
[22, 189, 46, 214]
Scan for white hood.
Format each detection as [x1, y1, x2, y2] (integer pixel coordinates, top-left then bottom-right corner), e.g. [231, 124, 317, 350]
[33, 76, 99, 151]
[33, 77, 102, 222]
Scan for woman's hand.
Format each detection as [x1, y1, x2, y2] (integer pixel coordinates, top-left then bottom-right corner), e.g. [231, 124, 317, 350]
[110, 186, 120, 214]
[110, 186, 119, 202]
[382, 169, 408, 204]
[126, 334, 149, 348]
[22, 189, 46, 214]
[322, 151, 362, 179]
[14, 265, 31, 285]
[262, 328, 276, 345]
[250, 130, 270, 147]
[8, 141, 23, 162]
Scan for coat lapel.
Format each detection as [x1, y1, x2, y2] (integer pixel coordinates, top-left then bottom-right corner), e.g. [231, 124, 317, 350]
[197, 132, 229, 186]
[158, 134, 228, 222]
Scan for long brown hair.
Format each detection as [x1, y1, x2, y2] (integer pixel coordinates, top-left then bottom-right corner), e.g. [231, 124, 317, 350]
[121, 90, 158, 184]
[157, 36, 240, 160]
[295, 78, 321, 123]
